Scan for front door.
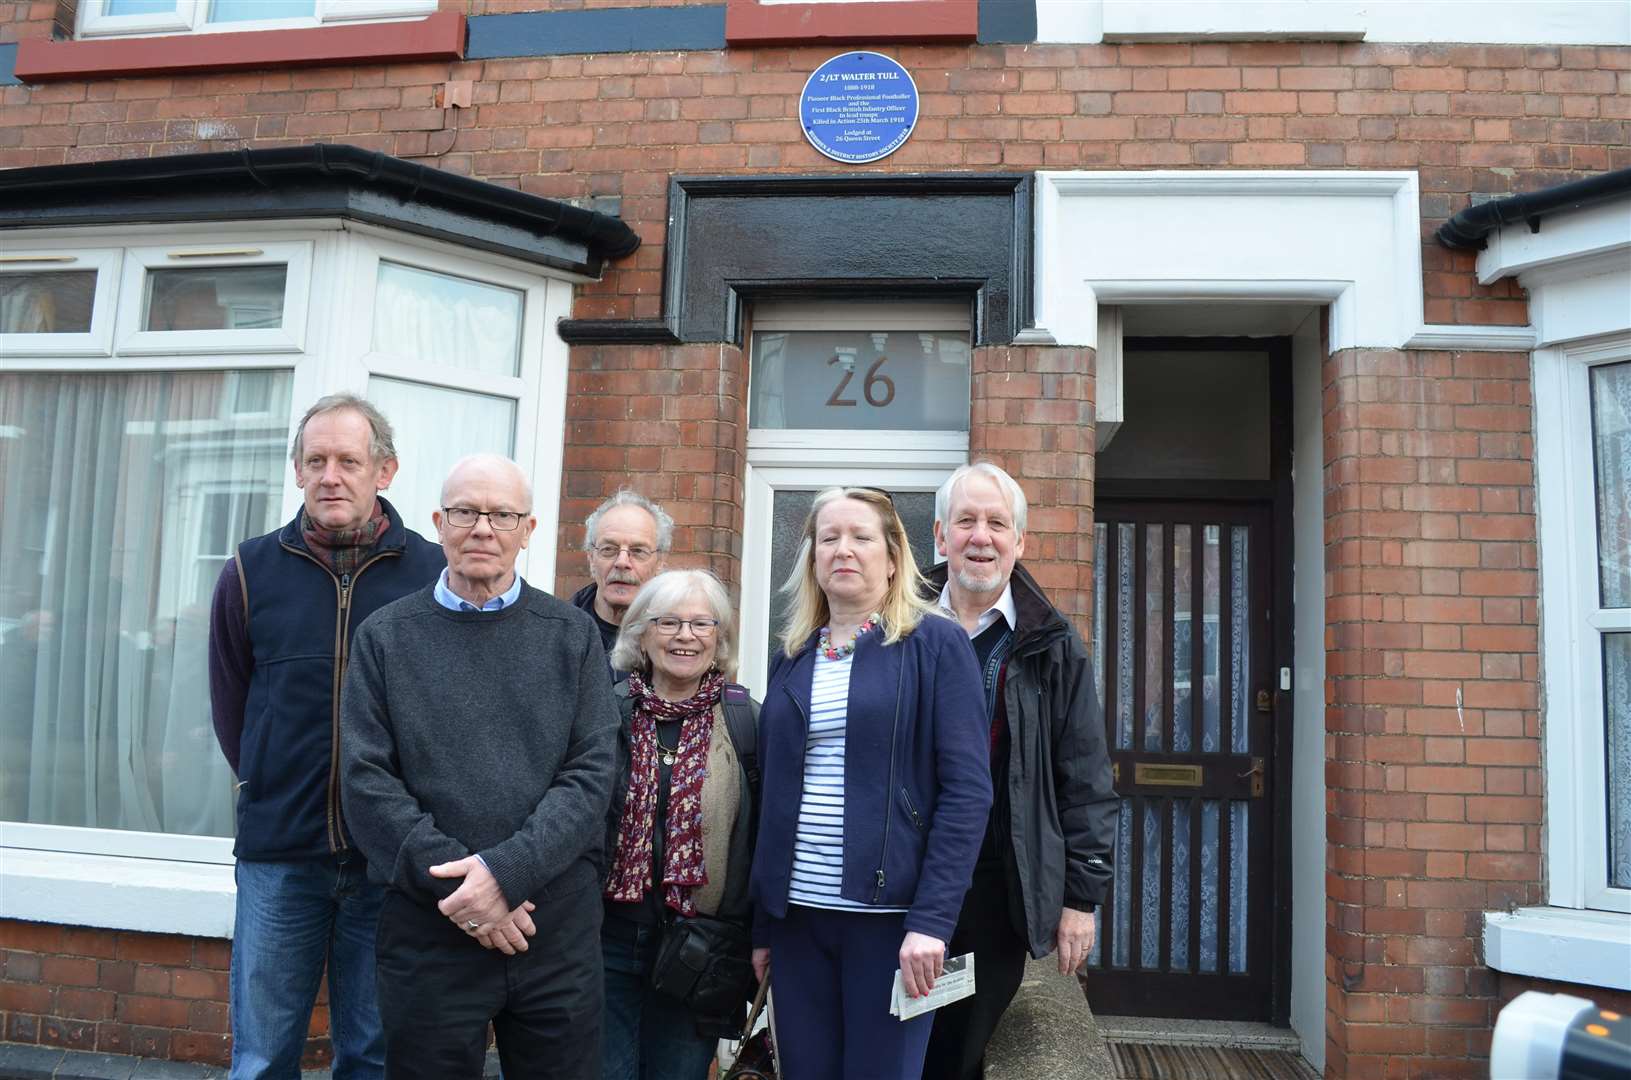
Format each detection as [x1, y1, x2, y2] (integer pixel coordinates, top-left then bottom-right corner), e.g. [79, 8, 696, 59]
[1083, 500, 1278, 1021]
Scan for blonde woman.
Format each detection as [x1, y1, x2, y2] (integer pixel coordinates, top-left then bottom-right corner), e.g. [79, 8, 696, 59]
[748, 487, 992, 1080]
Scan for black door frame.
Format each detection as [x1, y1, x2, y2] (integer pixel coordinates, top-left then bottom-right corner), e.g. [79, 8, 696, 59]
[1095, 336, 1295, 1027]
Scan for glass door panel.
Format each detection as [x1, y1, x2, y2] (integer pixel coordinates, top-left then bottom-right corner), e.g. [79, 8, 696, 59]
[765, 488, 938, 665]
[1085, 501, 1275, 1021]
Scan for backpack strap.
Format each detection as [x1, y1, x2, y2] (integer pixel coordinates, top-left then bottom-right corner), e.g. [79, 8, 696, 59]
[234, 542, 250, 633]
[722, 683, 760, 806]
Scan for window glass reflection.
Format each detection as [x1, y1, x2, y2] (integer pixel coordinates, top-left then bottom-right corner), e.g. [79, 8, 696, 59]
[750, 330, 970, 431]
[208, 0, 316, 21]
[144, 266, 287, 331]
[372, 262, 523, 378]
[1, 271, 97, 334]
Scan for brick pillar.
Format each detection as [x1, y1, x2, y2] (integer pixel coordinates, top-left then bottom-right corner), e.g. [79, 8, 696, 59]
[556, 342, 747, 593]
[968, 344, 1096, 628]
[1322, 348, 1542, 1079]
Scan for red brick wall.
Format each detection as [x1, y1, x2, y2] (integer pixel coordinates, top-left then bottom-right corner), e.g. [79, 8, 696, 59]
[1322, 348, 1543, 1079]
[970, 345, 1096, 626]
[554, 342, 747, 596]
[0, 919, 331, 1068]
[5, 34, 1630, 324]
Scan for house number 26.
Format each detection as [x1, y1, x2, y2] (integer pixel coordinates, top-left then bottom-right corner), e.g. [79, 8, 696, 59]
[826, 355, 896, 407]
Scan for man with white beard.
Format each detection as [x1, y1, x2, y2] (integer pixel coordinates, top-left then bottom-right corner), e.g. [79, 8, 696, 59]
[920, 463, 1119, 1080]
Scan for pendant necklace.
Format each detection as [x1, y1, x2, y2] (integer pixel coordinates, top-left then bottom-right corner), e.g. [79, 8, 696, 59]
[656, 726, 678, 768]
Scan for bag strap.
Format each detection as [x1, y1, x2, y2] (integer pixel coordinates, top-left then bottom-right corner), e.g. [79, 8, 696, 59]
[723, 683, 760, 805]
[741, 971, 771, 1041]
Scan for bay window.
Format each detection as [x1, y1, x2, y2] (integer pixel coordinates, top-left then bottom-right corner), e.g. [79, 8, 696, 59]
[0, 221, 572, 933]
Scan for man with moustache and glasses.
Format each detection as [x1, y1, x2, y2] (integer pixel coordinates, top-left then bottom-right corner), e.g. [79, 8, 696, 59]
[920, 462, 1118, 1080]
[570, 490, 672, 679]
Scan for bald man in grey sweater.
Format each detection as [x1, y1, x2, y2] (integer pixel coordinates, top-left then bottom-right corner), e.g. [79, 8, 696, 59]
[340, 455, 618, 1079]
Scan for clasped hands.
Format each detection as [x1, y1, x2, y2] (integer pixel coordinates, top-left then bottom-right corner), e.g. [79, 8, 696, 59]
[429, 856, 536, 955]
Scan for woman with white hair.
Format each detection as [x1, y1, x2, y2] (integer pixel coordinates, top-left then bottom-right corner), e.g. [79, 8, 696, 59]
[749, 486, 993, 1080]
[600, 569, 760, 1080]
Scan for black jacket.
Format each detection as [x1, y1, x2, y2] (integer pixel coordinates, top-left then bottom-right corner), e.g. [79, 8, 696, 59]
[569, 581, 628, 683]
[925, 561, 1118, 958]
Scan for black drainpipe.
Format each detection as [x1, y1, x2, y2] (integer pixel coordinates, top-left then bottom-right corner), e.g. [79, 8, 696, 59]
[1436, 167, 1631, 251]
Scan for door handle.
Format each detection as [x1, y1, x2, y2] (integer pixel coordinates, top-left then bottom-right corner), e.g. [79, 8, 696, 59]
[1237, 757, 1265, 798]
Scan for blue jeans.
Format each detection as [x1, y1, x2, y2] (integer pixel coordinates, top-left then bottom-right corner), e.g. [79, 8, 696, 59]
[601, 915, 720, 1080]
[231, 855, 386, 1080]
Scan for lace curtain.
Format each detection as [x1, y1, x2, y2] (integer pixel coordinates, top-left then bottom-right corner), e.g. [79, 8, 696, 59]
[0, 371, 292, 837]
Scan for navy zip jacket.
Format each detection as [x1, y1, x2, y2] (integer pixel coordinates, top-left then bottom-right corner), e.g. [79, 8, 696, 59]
[208, 497, 445, 862]
[749, 611, 993, 945]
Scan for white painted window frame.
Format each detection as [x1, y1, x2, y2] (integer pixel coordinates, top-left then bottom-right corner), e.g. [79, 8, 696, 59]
[1534, 333, 1631, 916]
[114, 240, 312, 356]
[739, 301, 972, 696]
[341, 228, 566, 586]
[78, 0, 435, 38]
[1488, 332, 1631, 993]
[1034, 0, 1631, 46]
[0, 247, 123, 358]
[0, 218, 577, 936]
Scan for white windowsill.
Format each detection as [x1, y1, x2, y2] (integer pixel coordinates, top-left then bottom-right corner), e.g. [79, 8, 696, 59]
[1, 847, 235, 939]
[1484, 907, 1631, 991]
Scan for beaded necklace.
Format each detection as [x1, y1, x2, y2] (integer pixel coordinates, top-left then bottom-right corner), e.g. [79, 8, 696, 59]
[818, 615, 879, 661]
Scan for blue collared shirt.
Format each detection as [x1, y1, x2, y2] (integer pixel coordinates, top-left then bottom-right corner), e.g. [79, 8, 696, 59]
[433, 568, 523, 613]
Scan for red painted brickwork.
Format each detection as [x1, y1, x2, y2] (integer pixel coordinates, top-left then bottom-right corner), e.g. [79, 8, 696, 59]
[0, 918, 331, 1069]
[554, 343, 747, 596]
[970, 345, 1096, 626]
[1322, 348, 1543, 1080]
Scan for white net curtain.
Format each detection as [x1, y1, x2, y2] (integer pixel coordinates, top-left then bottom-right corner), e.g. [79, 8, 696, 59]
[0, 370, 293, 838]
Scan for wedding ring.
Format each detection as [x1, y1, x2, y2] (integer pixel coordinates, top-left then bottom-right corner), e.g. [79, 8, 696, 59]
[466, 920, 480, 931]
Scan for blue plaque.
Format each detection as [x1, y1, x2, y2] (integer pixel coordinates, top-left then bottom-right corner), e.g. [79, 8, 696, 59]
[799, 51, 919, 164]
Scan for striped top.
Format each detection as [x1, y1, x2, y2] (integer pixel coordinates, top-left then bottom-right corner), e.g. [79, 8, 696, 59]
[788, 646, 907, 913]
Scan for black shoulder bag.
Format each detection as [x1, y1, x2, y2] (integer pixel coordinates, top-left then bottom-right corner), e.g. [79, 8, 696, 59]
[648, 684, 761, 1026]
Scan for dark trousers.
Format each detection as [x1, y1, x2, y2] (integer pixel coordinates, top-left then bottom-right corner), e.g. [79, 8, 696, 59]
[766, 904, 934, 1080]
[374, 883, 603, 1080]
[920, 868, 1031, 1080]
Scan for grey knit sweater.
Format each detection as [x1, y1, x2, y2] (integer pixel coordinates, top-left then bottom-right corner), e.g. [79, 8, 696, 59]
[340, 583, 619, 909]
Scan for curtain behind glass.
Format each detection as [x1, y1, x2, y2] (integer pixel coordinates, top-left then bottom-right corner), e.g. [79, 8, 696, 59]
[0, 371, 292, 837]
[366, 377, 516, 535]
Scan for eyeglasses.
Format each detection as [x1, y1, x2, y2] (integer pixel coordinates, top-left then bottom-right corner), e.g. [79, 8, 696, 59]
[593, 543, 657, 563]
[853, 486, 895, 504]
[442, 507, 525, 531]
[649, 616, 719, 636]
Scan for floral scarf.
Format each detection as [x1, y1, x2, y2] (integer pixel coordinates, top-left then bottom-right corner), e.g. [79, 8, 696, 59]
[604, 668, 724, 916]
